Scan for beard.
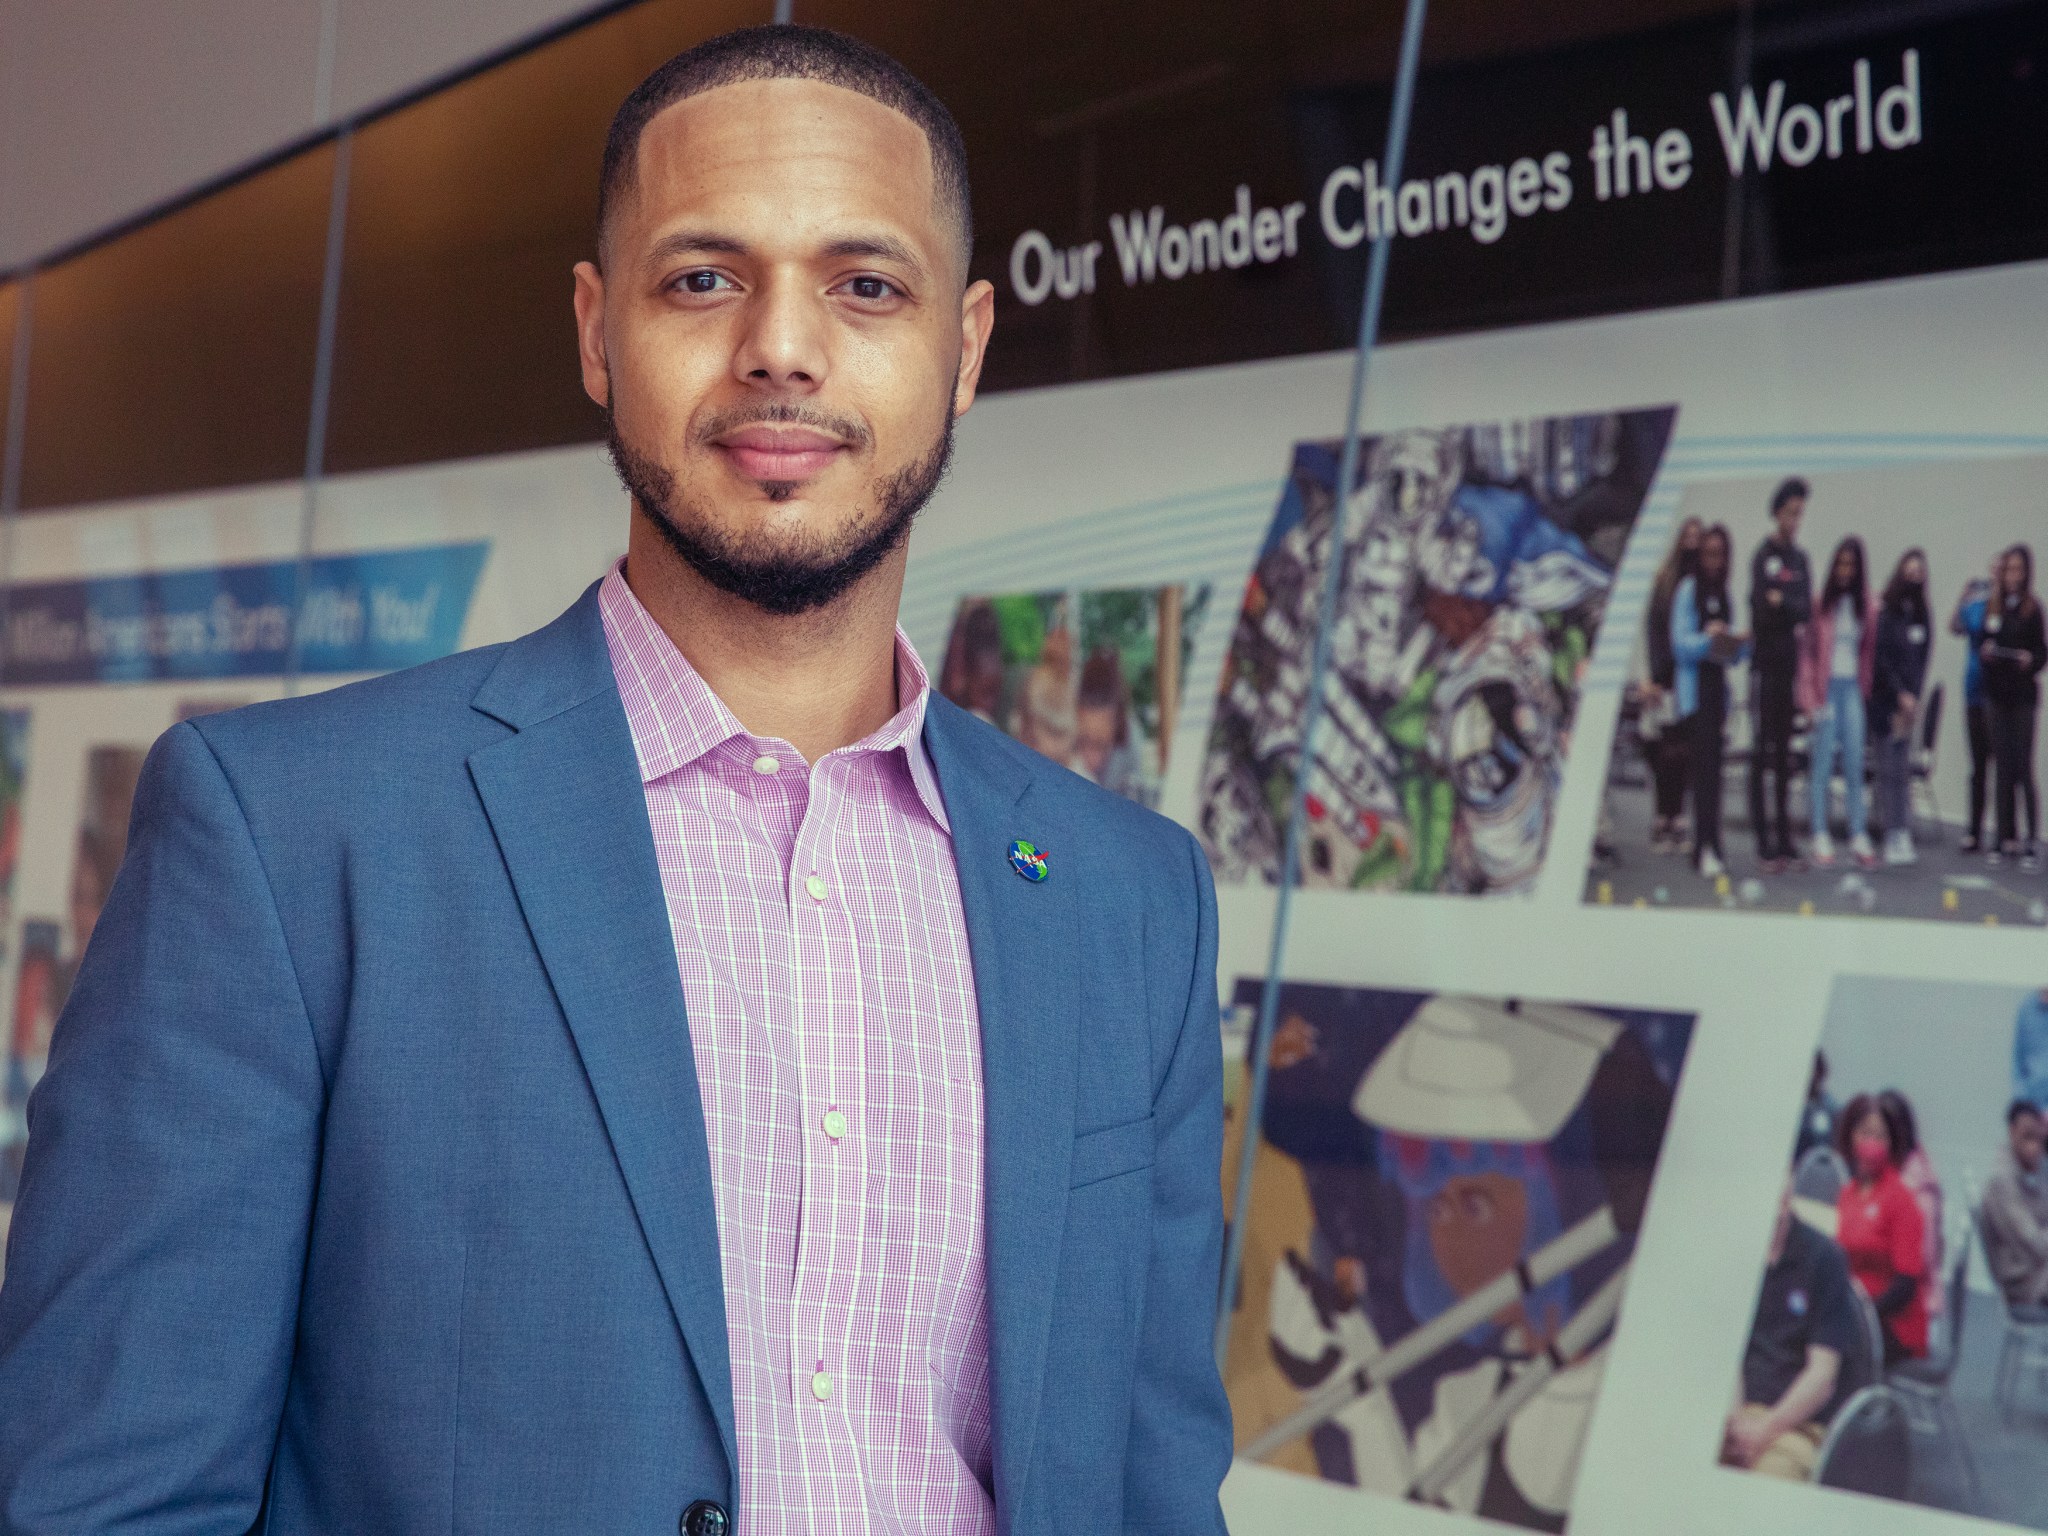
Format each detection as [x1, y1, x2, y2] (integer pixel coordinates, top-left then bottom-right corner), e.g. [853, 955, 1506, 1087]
[607, 394, 954, 618]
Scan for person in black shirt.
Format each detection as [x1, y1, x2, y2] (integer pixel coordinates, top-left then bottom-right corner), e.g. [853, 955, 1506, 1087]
[1748, 480, 1813, 872]
[1725, 1182, 1868, 1481]
[1981, 542, 2046, 871]
[1871, 550, 1933, 865]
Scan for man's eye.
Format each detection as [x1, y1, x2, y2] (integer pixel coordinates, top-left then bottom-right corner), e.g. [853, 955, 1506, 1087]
[676, 271, 731, 294]
[845, 276, 898, 301]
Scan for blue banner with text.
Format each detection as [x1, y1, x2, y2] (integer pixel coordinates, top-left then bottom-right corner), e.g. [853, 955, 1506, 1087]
[0, 544, 490, 685]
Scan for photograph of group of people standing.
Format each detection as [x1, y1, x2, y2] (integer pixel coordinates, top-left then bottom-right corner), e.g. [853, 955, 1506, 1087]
[1590, 455, 2048, 923]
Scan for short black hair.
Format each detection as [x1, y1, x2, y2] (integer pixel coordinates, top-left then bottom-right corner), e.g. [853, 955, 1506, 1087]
[1770, 477, 1809, 515]
[2010, 1098, 2043, 1128]
[597, 25, 972, 273]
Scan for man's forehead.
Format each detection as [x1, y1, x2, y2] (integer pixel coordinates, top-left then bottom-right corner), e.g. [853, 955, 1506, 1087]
[629, 76, 938, 225]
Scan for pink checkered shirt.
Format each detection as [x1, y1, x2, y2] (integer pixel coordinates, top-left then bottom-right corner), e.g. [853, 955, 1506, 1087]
[598, 566, 995, 1534]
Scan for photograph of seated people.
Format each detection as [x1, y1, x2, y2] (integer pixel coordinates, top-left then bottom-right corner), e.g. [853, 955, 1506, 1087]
[1590, 450, 2048, 923]
[1722, 976, 2048, 1525]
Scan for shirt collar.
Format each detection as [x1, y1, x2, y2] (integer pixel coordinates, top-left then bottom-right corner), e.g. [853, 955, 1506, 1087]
[597, 562, 950, 832]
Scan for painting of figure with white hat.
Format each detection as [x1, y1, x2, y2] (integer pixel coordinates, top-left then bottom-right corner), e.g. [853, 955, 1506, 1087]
[1220, 983, 1694, 1529]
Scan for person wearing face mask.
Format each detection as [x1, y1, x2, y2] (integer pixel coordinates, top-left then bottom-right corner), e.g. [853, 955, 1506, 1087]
[1981, 543, 2046, 872]
[1870, 550, 1933, 866]
[1833, 1093, 1928, 1367]
[1798, 537, 1879, 869]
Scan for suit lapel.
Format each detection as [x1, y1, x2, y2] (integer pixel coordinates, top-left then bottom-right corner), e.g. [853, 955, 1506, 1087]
[924, 697, 1080, 1519]
[466, 587, 738, 1478]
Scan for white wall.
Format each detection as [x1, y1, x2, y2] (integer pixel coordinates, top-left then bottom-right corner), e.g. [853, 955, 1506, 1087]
[0, 0, 610, 270]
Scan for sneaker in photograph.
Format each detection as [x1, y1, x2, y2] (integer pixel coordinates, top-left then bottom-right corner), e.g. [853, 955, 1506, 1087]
[1698, 849, 1727, 880]
[1759, 856, 1786, 876]
[2024, 843, 2043, 876]
[1882, 830, 1916, 867]
[1987, 843, 2006, 867]
[1849, 833, 1878, 868]
[1810, 831, 1837, 868]
[1960, 834, 1984, 854]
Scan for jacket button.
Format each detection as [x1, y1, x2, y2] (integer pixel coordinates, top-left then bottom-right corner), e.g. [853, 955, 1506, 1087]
[681, 1500, 730, 1536]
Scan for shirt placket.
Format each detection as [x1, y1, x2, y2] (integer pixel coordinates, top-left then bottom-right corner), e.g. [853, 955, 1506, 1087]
[786, 750, 872, 1530]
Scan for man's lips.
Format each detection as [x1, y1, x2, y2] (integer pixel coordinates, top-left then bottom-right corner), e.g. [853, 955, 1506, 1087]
[713, 426, 849, 482]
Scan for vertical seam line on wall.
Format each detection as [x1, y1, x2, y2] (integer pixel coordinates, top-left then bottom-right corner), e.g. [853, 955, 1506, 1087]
[286, 130, 353, 699]
[1213, 0, 1433, 1372]
[0, 275, 36, 687]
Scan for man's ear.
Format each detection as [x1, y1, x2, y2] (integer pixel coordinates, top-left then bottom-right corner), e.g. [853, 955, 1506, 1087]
[572, 259, 611, 410]
[951, 278, 996, 418]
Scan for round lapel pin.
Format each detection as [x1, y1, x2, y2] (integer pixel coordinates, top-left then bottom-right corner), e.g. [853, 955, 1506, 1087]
[1008, 839, 1050, 882]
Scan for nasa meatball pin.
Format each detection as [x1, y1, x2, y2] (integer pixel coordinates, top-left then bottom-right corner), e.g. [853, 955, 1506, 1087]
[1008, 839, 1050, 882]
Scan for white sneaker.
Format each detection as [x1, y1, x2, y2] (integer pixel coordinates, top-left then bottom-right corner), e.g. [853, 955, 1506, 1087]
[1883, 830, 1917, 866]
[1699, 850, 1726, 879]
[1811, 831, 1837, 867]
[1849, 832, 1878, 867]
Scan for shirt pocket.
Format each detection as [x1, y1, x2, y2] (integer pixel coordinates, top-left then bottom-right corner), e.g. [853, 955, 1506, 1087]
[1070, 1113, 1155, 1189]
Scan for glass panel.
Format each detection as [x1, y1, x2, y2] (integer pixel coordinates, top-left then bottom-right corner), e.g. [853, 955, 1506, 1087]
[18, 145, 336, 510]
[323, 0, 770, 476]
[0, 281, 19, 502]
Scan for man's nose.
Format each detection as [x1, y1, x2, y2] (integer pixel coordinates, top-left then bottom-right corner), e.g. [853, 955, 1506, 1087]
[731, 273, 828, 392]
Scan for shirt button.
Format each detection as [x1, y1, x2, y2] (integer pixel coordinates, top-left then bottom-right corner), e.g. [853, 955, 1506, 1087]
[810, 1368, 835, 1402]
[804, 873, 829, 902]
[822, 1108, 848, 1141]
[751, 753, 780, 775]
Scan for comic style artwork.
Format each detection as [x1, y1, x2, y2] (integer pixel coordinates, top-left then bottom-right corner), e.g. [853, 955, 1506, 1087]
[937, 584, 1209, 810]
[1198, 408, 1675, 895]
[1221, 983, 1694, 1531]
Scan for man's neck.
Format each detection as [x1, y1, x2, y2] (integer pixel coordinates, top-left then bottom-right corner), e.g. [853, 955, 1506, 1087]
[623, 515, 908, 764]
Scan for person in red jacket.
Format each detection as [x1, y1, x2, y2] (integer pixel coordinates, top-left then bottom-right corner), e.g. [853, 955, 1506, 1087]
[1834, 1092, 1928, 1367]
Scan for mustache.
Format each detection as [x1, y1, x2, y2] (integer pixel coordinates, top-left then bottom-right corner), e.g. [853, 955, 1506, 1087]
[691, 400, 874, 453]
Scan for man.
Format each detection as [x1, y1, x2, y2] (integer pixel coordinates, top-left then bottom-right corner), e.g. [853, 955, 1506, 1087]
[0, 27, 1232, 1535]
[1724, 1182, 1866, 1482]
[1746, 478, 1812, 873]
[1983, 1100, 2048, 1312]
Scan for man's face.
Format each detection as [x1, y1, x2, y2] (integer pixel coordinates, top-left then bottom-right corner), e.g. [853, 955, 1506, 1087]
[574, 78, 994, 615]
[2013, 1112, 2045, 1172]
[1773, 499, 1805, 542]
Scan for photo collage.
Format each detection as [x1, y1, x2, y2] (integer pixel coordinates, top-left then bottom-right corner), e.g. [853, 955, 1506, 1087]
[1, 250, 2044, 1536]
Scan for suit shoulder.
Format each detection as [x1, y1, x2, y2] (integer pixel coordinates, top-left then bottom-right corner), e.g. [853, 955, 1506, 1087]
[186, 643, 512, 772]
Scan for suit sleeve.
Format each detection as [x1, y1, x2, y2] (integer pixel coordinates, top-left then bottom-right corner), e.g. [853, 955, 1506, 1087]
[1122, 829, 1232, 1534]
[0, 723, 323, 1534]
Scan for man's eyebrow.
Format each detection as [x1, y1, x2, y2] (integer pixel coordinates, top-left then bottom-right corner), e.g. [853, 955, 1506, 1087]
[820, 235, 928, 277]
[644, 229, 751, 267]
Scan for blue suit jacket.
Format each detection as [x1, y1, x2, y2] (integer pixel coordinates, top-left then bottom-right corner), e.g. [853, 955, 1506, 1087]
[0, 586, 1232, 1534]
